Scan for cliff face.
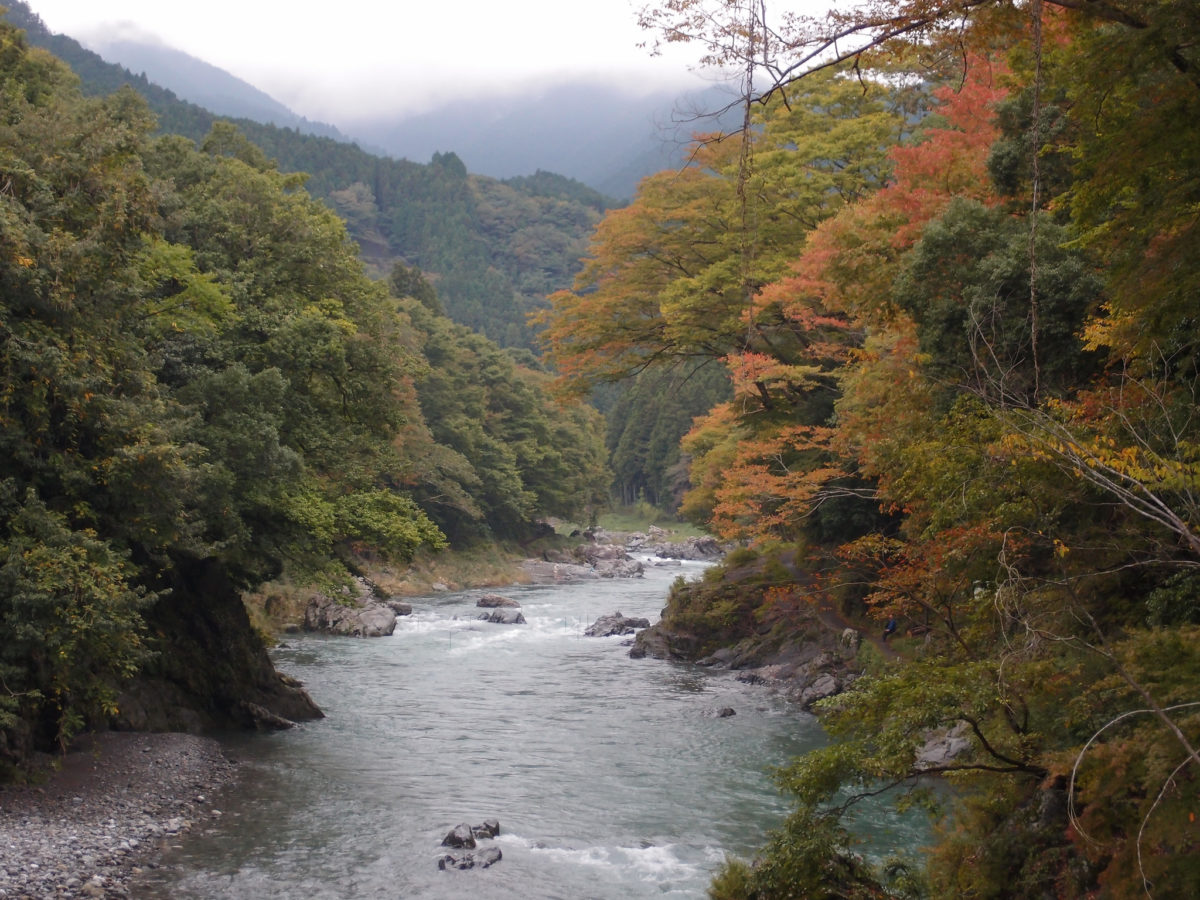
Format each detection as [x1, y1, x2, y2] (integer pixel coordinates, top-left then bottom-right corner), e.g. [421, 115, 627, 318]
[114, 556, 322, 733]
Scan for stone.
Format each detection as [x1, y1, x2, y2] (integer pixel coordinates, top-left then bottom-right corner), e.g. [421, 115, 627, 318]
[441, 824, 476, 849]
[476, 594, 521, 609]
[652, 536, 725, 560]
[437, 852, 475, 870]
[915, 722, 972, 767]
[438, 846, 501, 871]
[698, 706, 739, 717]
[478, 608, 526, 625]
[384, 599, 413, 616]
[584, 611, 651, 637]
[472, 818, 501, 839]
[592, 558, 645, 579]
[476, 847, 502, 868]
[303, 581, 397, 637]
[520, 560, 601, 583]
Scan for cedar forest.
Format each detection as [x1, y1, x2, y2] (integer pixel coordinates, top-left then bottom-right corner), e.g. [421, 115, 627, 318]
[3, 1, 1200, 898]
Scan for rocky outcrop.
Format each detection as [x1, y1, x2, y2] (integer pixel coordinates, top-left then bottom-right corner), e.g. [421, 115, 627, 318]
[624, 529, 727, 560]
[523, 539, 645, 583]
[584, 611, 651, 637]
[304, 578, 397, 637]
[114, 555, 323, 734]
[915, 722, 972, 767]
[630, 565, 866, 712]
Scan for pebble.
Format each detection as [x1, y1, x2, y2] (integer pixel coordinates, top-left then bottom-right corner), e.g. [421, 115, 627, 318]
[0, 733, 235, 899]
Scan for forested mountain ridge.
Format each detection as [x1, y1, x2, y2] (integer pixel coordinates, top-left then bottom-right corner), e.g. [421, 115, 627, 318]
[0, 18, 608, 767]
[543, 1, 1200, 895]
[348, 79, 742, 201]
[1, 1, 615, 350]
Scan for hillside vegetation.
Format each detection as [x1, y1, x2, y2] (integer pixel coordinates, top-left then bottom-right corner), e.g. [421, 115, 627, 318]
[0, 19, 608, 766]
[2, 1, 614, 351]
[543, 1, 1200, 895]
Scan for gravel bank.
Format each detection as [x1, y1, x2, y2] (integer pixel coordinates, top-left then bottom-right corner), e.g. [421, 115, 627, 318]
[0, 732, 235, 899]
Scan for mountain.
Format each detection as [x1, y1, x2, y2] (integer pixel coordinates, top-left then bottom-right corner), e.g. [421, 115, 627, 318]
[345, 80, 741, 200]
[83, 35, 349, 142]
[1, 0, 615, 350]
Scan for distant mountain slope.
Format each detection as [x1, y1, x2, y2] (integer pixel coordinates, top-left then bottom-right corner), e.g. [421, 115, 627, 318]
[347, 80, 741, 201]
[1, 1, 615, 350]
[85, 35, 348, 141]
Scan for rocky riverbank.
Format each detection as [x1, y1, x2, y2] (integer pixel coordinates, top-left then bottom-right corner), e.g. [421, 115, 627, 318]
[0, 732, 234, 899]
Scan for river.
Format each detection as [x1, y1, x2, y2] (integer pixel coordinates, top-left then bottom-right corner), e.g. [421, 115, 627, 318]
[133, 559, 921, 898]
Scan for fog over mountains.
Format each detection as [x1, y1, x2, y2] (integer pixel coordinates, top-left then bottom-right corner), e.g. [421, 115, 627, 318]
[82, 33, 738, 200]
[85, 34, 352, 142]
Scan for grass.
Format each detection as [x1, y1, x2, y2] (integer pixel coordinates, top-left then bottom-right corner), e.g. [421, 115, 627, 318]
[559, 501, 710, 539]
[365, 543, 531, 597]
[243, 542, 535, 633]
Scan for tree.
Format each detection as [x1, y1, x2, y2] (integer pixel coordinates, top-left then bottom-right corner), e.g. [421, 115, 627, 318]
[537, 64, 908, 393]
[623, 3, 1200, 894]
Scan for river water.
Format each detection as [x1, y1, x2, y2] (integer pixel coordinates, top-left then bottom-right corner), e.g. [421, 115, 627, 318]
[134, 560, 921, 899]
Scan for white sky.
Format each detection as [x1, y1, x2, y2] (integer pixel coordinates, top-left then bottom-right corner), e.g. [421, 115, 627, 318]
[24, 0, 709, 122]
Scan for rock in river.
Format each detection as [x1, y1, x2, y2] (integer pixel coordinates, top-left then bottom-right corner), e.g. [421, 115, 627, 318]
[479, 608, 526, 625]
[476, 593, 521, 608]
[584, 611, 651, 637]
[304, 577, 397, 637]
[441, 823, 476, 849]
[438, 847, 502, 870]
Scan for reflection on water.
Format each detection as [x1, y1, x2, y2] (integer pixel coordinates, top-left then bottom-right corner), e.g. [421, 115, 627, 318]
[134, 562, 928, 899]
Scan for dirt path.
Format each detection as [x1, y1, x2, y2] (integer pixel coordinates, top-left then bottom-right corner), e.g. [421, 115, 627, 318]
[810, 594, 902, 661]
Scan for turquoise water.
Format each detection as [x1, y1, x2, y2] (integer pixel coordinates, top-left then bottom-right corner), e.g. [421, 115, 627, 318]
[133, 561, 924, 898]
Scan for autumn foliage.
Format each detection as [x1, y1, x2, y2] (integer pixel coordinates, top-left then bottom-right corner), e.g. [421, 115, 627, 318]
[545, 1, 1200, 895]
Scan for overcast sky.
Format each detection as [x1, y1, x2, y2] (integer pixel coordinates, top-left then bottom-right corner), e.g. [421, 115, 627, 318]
[25, 0, 708, 122]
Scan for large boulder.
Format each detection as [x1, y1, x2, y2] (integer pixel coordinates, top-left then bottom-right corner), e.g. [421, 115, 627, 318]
[472, 819, 501, 839]
[654, 536, 725, 560]
[593, 558, 645, 579]
[584, 611, 651, 637]
[441, 824, 476, 849]
[305, 596, 396, 637]
[476, 594, 521, 609]
[525, 537, 646, 582]
[304, 578, 398, 637]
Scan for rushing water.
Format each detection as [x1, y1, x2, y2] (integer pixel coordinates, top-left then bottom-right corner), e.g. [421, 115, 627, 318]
[134, 560, 922, 899]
